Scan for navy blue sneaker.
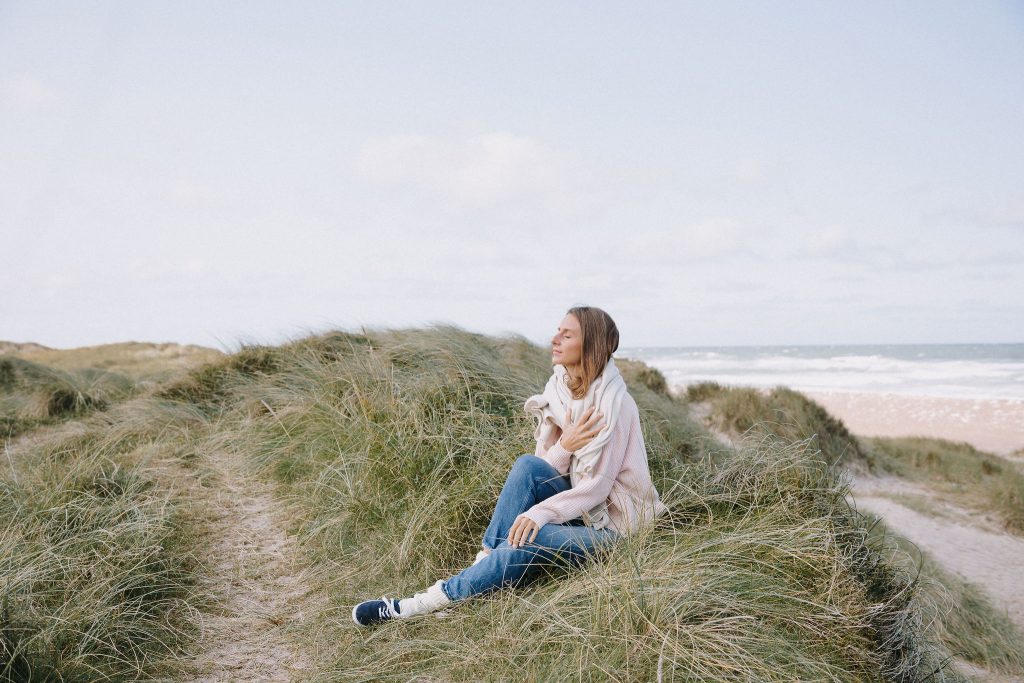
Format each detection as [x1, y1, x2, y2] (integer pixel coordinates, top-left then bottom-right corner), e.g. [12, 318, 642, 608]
[352, 596, 401, 627]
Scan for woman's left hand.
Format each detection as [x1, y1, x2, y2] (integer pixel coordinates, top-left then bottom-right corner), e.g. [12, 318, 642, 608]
[508, 515, 540, 548]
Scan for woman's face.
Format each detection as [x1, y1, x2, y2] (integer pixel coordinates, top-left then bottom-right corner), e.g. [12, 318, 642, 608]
[551, 314, 583, 367]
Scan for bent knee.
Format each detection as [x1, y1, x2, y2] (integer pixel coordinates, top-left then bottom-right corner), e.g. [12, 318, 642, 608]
[513, 454, 546, 471]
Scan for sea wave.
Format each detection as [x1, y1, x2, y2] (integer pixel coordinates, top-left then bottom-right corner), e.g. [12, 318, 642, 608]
[619, 346, 1024, 400]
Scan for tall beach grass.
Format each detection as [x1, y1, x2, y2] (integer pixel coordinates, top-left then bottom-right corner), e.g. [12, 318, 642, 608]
[1, 391, 211, 681]
[5, 326, 1021, 680]
[1, 357, 135, 439]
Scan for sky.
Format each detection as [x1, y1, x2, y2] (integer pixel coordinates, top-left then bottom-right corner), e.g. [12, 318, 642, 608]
[2, 1, 1023, 351]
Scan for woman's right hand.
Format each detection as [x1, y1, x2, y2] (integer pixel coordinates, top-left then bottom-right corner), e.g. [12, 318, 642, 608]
[559, 405, 605, 453]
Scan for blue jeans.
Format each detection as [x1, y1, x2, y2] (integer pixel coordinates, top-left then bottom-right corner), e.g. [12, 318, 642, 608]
[441, 454, 620, 602]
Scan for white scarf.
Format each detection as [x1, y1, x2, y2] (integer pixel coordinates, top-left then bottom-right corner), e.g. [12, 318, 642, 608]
[523, 358, 628, 528]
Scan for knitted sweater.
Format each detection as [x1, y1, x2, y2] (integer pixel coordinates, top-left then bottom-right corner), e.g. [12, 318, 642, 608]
[519, 391, 669, 535]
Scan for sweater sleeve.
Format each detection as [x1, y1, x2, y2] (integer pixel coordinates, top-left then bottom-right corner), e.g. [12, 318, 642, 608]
[535, 427, 573, 475]
[520, 402, 633, 528]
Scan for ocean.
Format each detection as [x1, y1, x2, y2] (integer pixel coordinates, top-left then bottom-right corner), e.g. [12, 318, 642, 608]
[616, 344, 1024, 401]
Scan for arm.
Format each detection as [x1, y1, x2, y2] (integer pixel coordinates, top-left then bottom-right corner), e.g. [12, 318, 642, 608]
[535, 425, 572, 474]
[520, 403, 633, 528]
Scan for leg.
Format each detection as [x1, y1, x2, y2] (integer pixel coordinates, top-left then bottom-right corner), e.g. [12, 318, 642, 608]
[352, 456, 608, 626]
[481, 454, 571, 552]
[443, 520, 619, 602]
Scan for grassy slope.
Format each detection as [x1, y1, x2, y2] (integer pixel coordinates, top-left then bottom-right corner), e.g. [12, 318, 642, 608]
[1, 399, 210, 681]
[1, 356, 136, 438]
[864, 436, 1024, 534]
[1, 341, 223, 382]
[1, 343, 222, 680]
[0, 341, 220, 439]
[688, 381, 1024, 677]
[5, 328, 1018, 680]
[685, 382, 872, 468]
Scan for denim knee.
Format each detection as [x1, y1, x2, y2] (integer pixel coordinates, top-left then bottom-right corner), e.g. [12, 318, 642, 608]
[511, 455, 549, 482]
[512, 454, 545, 472]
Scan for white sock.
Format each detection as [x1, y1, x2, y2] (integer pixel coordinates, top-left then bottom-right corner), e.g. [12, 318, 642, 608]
[397, 579, 451, 618]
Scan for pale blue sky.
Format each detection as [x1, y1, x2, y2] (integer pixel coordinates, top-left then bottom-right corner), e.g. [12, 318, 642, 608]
[2, 1, 1022, 350]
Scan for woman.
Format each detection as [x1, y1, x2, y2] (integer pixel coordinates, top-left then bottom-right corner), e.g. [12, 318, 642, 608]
[352, 305, 668, 627]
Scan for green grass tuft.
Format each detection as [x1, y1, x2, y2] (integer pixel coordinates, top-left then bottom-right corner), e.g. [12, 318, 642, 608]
[688, 383, 872, 468]
[685, 380, 725, 403]
[1, 443, 202, 681]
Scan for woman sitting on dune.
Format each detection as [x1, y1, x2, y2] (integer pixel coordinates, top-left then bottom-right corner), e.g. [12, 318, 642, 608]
[352, 305, 668, 626]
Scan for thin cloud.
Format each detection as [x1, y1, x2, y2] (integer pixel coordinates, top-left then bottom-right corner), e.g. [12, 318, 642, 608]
[733, 158, 765, 182]
[0, 75, 58, 107]
[627, 218, 757, 264]
[925, 203, 1024, 231]
[804, 225, 850, 255]
[353, 131, 574, 210]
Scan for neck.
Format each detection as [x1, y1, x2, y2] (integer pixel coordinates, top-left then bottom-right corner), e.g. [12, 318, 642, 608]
[564, 363, 582, 382]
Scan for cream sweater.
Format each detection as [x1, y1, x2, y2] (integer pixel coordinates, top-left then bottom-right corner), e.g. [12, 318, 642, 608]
[520, 369, 669, 535]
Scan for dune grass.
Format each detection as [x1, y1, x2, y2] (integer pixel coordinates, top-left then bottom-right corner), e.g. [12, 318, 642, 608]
[0, 356, 137, 439]
[321, 438, 951, 682]
[862, 516, 1024, 676]
[1, 341, 223, 383]
[685, 383, 1024, 533]
[0, 397, 210, 681]
[684, 382, 874, 469]
[4, 327, 1020, 680]
[689, 381, 1024, 675]
[1, 341, 223, 440]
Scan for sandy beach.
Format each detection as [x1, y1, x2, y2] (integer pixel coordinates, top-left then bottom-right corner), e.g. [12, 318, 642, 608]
[805, 391, 1024, 456]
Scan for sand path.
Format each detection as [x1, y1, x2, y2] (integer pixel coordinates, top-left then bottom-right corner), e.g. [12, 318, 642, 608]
[180, 445, 323, 682]
[852, 488, 1024, 629]
[850, 478, 1024, 683]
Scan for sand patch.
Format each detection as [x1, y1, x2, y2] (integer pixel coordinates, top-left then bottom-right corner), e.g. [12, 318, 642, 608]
[806, 392, 1024, 455]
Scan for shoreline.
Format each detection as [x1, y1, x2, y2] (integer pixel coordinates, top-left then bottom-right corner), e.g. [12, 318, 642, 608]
[803, 390, 1024, 456]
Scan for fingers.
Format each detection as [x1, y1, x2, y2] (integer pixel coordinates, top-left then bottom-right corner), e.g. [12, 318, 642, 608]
[581, 409, 604, 433]
[562, 406, 605, 452]
[567, 405, 602, 426]
[508, 517, 539, 548]
[509, 517, 524, 548]
[577, 419, 606, 447]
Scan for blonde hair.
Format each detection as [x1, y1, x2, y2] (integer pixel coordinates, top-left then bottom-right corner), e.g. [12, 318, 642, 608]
[564, 305, 620, 399]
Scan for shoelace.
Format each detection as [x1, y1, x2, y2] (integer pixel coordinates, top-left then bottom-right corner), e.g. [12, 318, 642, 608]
[376, 596, 399, 621]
